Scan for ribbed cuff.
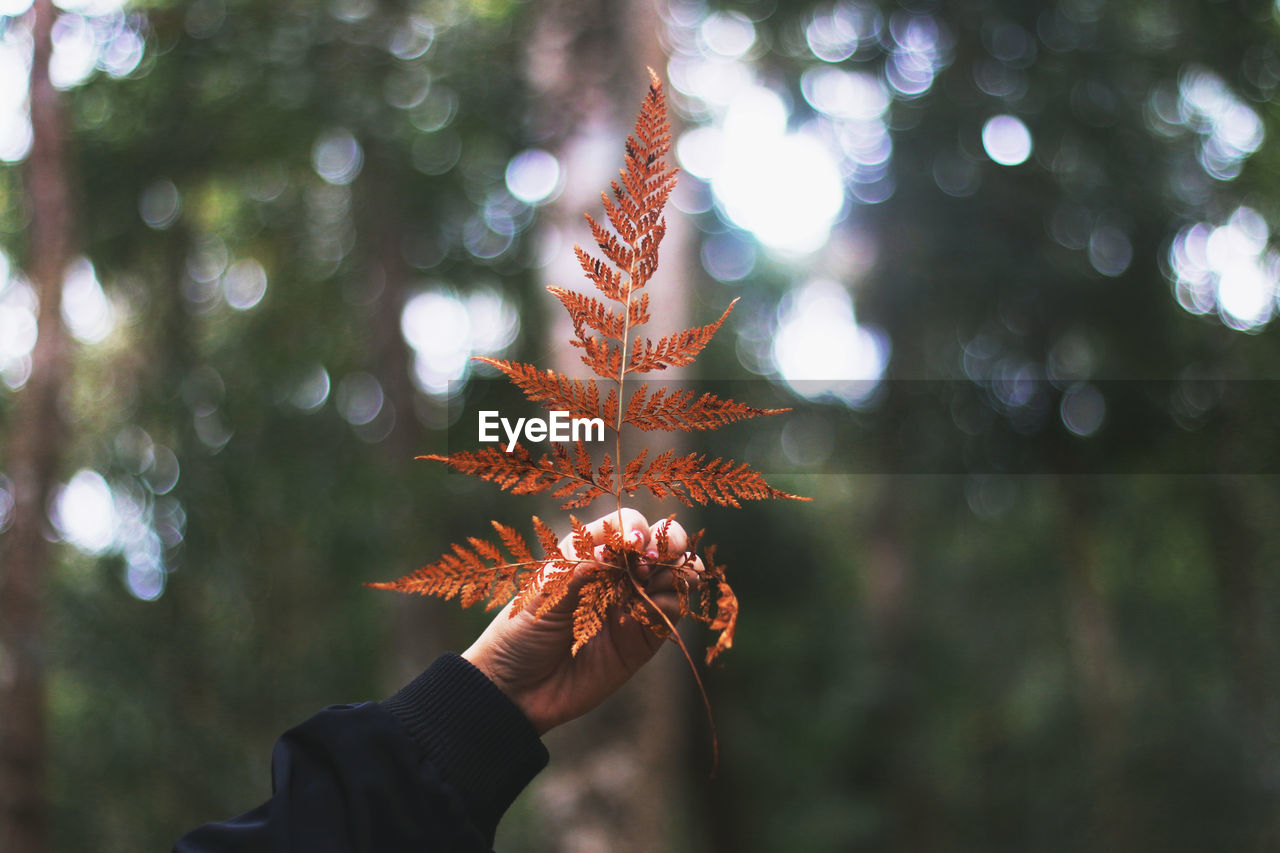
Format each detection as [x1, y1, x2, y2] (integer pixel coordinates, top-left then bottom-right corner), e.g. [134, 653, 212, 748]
[380, 654, 549, 843]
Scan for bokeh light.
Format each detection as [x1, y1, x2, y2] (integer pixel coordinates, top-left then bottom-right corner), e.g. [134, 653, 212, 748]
[666, 48, 753, 111]
[51, 13, 98, 88]
[387, 15, 434, 60]
[222, 258, 268, 311]
[113, 424, 154, 476]
[46, 5, 144, 91]
[0, 23, 33, 163]
[885, 13, 947, 98]
[0, 473, 14, 533]
[52, 468, 116, 555]
[801, 66, 894, 199]
[400, 287, 519, 395]
[699, 10, 755, 58]
[669, 3, 955, 257]
[182, 234, 229, 310]
[113, 478, 169, 602]
[61, 257, 115, 344]
[146, 446, 180, 496]
[668, 4, 856, 257]
[55, 0, 131, 15]
[504, 149, 561, 205]
[0, 250, 37, 390]
[409, 85, 457, 133]
[288, 364, 331, 411]
[1177, 66, 1264, 181]
[771, 279, 888, 406]
[1169, 206, 1278, 331]
[139, 179, 182, 230]
[1060, 382, 1106, 437]
[982, 114, 1032, 166]
[1087, 224, 1132, 278]
[700, 231, 756, 282]
[805, 1, 881, 63]
[336, 372, 384, 426]
[801, 67, 889, 122]
[680, 86, 845, 255]
[312, 129, 364, 186]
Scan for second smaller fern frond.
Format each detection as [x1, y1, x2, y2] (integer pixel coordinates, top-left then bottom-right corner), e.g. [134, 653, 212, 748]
[366, 517, 566, 611]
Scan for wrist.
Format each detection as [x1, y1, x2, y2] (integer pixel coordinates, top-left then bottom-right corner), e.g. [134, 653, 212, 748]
[462, 645, 551, 735]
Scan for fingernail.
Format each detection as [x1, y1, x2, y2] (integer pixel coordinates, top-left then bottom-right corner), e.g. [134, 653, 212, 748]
[594, 544, 607, 562]
[630, 530, 644, 547]
[645, 549, 659, 561]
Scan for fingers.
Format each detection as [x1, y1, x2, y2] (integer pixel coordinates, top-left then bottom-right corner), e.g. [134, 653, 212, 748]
[644, 516, 689, 562]
[553, 508, 702, 589]
[679, 553, 705, 579]
[559, 508, 650, 561]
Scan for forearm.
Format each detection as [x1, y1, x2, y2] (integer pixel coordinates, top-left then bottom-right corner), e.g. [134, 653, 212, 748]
[175, 655, 548, 852]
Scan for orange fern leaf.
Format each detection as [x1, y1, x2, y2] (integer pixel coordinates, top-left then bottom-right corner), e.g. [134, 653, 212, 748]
[472, 357, 602, 422]
[509, 516, 580, 617]
[549, 286, 653, 343]
[623, 385, 790, 432]
[575, 242, 627, 301]
[627, 299, 737, 374]
[571, 576, 617, 655]
[629, 449, 811, 507]
[531, 514, 561, 558]
[365, 519, 560, 611]
[602, 387, 620, 425]
[548, 286, 627, 341]
[529, 569, 576, 619]
[576, 335, 624, 379]
[420, 445, 610, 509]
[701, 548, 737, 665]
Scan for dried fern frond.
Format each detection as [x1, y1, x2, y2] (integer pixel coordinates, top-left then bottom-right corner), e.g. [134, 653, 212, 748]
[417, 444, 611, 509]
[366, 518, 569, 612]
[472, 357, 604, 423]
[623, 385, 790, 432]
[626, 299, 737, 374]
[686, 546, 737, 665]
[371, 71, 809, 769]
[628, 450, 810, 507]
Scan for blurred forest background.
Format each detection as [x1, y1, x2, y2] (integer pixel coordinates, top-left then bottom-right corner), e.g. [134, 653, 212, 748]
[1, 0, 1279, 850]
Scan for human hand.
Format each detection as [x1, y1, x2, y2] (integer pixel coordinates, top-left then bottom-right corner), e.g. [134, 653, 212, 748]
[461, 508, 703, 735]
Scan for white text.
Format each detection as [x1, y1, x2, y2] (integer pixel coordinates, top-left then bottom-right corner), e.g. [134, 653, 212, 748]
[478, 410, 606, 452]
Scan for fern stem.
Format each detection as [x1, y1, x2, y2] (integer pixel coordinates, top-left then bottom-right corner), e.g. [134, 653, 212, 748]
[613, 232, 639, 534]
[615, 279, 632, 520]
[627, 568, 719, 777]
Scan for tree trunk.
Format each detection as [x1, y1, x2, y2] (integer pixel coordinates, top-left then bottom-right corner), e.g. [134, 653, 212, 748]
[1059, 479, 1133, 852]
[859, 476, 944, 851]
[0, 2, 73, 851]
[1204, 475, 1280, 848]
[353, 143, 455, 686]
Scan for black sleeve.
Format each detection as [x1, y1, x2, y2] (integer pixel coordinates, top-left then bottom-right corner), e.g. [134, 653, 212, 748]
[174, 654, 549, 853]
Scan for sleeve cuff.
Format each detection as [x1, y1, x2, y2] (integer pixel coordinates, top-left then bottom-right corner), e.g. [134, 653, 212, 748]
[380, 653, 549, 842]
